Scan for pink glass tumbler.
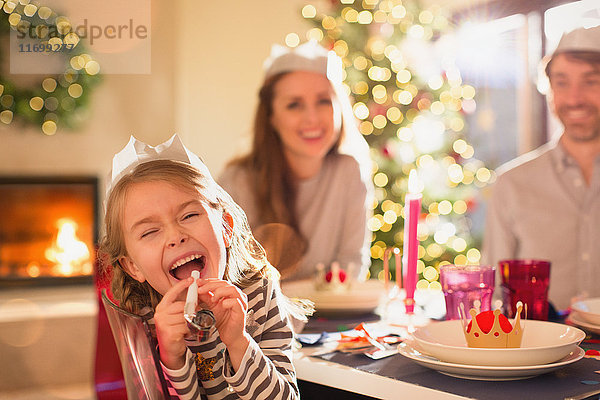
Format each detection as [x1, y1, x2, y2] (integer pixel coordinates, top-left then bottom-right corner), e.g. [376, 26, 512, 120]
[500, 259, 550, 321]
[440, 265, 495, 320]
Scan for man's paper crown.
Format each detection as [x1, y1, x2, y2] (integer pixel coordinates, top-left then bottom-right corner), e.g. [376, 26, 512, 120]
[263, 40, 343, 83]
[553, 25, 600, 56]
[105, 135, 212, 201]
[538, 25, 600, 94]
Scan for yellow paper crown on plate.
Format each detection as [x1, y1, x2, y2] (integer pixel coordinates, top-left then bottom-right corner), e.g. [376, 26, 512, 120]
[462, 303, 524, 348]
[314, 262, 354, 292]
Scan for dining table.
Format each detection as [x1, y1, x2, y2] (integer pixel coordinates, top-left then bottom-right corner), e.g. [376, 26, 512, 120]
[293, 311, 600, 400]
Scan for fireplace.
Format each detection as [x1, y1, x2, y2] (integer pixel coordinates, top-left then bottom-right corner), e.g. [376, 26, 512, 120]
[0, 176, 98, 287]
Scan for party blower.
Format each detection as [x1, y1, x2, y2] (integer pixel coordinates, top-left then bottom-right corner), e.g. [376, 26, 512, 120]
[184, 270, 216, 342]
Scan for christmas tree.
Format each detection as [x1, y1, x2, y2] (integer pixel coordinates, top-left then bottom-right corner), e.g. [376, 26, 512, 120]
[296, 0, 493, 289]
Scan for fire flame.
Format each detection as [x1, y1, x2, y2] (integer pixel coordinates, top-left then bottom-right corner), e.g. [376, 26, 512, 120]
[45, 218, 91, 276]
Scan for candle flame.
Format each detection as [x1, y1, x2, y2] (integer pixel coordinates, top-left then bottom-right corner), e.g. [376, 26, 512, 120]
[408, 169, 423, 194]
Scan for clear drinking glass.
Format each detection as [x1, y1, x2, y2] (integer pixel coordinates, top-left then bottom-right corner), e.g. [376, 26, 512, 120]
[440, 264, 495, 320]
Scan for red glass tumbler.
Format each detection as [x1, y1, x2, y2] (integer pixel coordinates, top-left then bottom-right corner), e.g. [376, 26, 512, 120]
[499, 259, 551, 321]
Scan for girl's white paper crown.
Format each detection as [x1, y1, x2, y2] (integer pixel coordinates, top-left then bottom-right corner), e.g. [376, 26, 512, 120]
[263, 40, 343, 83]
[106, 134, 212, 200]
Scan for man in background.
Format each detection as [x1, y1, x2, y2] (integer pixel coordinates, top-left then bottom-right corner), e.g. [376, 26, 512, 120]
[483, 25, 600, 311]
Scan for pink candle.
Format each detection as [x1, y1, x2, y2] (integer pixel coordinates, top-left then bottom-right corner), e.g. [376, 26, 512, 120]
[402, 170, 422, 314]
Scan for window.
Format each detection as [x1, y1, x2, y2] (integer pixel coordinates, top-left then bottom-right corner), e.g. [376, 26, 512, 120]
[453, 0, 599, 169]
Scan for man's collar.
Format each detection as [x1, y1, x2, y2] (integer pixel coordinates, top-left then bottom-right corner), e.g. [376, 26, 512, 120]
[550, 135, 575, 172]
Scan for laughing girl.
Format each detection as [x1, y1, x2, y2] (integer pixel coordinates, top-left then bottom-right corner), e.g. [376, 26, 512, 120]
[100, 135, 300, 399]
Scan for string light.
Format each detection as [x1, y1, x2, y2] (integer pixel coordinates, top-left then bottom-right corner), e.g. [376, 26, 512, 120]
[386, 107, 403, 124]
[476, 167, 492, 183]
[373, 172, 389, 187]
[302, 5, 317, 19]
[372, 114, 387, 129]
[373, 10, 387, 23]
[353, 102, 369, 119]
[359, 121, 374, 135]
[391, 5, 406, 19]
[423, 266, 438, 281]
[372, 84, 387, 100]
[453, 200, 468, 214]
[285, 33, 300, 47]
[322, 15, 336, 30]
[357, 10, 373, 24]
[343, 8, 359, 23]
[353, 56, 369, 70]
[466, 248, 480, 263]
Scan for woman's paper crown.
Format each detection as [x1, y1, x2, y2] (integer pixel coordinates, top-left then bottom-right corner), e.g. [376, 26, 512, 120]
[263, 40, 343, 83]
[105, 135, 212, 201]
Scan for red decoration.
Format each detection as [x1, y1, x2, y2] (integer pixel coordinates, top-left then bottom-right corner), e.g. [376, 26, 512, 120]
[466, 198, 477, 211]
[369, 103, 387, 116]
[382, 144, 393, 158]
[467, 310, 513, 334]
[325, 268, 347, 283]
[450, 152, 462, 162]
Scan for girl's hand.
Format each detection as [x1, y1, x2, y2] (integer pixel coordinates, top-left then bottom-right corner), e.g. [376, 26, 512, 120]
[154, 277, 193, 370]
[196, 278, 250, 369]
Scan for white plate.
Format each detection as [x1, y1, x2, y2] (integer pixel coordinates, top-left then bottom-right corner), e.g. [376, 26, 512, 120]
[398, 342, 585, 381]
[571, 298, 600, 326]
[281, 279, 384, 314]
[412, 320, 585, 366]
[568, 313, 600, 335]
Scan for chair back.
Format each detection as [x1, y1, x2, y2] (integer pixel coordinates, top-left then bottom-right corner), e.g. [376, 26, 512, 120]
[94, 260, 127, 399]
[100, 289, 170, 399]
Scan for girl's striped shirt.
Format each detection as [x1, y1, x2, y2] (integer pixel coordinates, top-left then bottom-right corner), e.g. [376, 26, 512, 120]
[161, 276, 299, 400]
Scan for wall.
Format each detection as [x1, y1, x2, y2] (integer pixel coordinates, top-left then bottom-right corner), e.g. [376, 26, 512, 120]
[175, 0, 310, 175]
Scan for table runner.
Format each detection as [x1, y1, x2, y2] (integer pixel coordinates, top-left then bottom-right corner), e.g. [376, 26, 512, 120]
[315, 344, 600, 400]
[305, 316, 600, 399]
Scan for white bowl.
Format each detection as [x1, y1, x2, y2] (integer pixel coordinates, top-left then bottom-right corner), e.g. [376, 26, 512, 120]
[281, 279, 384, 314]
[568, 313, 600, 335]
[571, 298, 600, 326]
[412, 319, 585, 367]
